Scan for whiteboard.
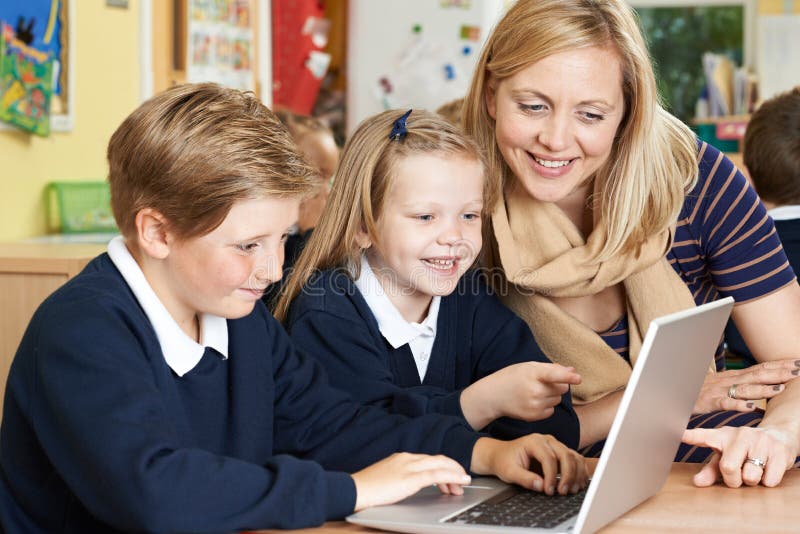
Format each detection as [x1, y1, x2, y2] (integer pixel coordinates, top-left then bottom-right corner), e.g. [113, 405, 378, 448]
[346, 0, 504, 133]
[757, 15, 800, 101]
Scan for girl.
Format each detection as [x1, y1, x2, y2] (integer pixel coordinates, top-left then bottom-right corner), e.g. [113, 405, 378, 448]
[275, 109, 583, 455]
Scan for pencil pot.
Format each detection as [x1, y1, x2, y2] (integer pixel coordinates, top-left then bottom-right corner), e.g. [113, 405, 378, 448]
[47, 181, 118, 234]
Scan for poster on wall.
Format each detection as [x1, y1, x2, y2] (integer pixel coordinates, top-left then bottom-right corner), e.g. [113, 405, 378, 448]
[186, 0, 255, 91]
[0, 0, 67, 117]
[0, 22, 54, 136]
[347, 0, 504, 132]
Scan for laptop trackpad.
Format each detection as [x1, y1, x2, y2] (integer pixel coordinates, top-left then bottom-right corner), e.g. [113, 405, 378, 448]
[348, 477, 508, 524]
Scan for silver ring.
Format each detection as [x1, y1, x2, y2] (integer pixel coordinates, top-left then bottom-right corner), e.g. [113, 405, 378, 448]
[745, 457, 766, 469]
[728, 384, 739, 400]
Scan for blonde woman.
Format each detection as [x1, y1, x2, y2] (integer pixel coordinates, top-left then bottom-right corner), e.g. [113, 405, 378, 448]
[463, 0, 800, 488]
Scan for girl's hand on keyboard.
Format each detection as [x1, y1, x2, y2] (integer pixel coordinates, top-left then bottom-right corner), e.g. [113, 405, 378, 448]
[471, 434, 589, 495]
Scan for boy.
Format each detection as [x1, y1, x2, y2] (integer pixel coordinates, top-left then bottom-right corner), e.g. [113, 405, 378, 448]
[0, 83, 586, 533]
[726, 87, 800, 365]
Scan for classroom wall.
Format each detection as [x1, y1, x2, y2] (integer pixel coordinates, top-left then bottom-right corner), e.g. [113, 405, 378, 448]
[0, 0, 797, 243]
[0, 2, 142, 241]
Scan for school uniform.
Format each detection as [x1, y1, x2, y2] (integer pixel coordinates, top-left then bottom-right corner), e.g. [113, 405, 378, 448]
[0, 238, 479, 533]
[286, 257, 580, 449]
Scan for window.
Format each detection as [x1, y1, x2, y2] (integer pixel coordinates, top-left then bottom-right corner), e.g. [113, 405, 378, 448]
[632, 1, 752, 123]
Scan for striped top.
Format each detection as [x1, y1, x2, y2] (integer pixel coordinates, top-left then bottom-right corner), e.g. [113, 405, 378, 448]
[600, 142, 796, 366]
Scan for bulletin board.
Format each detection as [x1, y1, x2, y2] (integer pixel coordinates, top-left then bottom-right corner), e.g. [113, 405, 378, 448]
[271, 0, 330, 115]
[0, 0, 73, 134]
[346, 0, 504, 133]
[757, 14, 800, 101]
[185, 0, 255, 91]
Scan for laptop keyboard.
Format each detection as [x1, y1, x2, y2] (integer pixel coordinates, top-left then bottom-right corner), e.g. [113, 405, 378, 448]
[444, 487, 587, 529]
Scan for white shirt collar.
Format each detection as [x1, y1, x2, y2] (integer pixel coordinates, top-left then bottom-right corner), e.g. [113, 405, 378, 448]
[768, 205, 800, 221]
[353, 255, 440, 349]
[107, 236, 229, 377]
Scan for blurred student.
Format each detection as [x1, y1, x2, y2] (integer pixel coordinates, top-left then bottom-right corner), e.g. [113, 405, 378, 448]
[275, 110, 339, 257]
[436, 97, 465, 127]
[263, 110, 340, 310]
[0, 84, 588, 533]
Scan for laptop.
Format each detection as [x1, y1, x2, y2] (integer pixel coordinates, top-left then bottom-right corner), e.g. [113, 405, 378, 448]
[347, 296, 735, 534]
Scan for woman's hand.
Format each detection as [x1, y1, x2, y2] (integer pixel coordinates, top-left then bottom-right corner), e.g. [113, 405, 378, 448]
[694, 359, 799, 413]
[351, 453, 472, 511]
[461, 362, 581, 430]
[471, 434, 588, 496]
[682, 426, 799, 488]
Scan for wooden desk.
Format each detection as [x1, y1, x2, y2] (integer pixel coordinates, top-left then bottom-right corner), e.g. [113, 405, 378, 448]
[253, 460, 799, 533]
[0, 242, 105, 414]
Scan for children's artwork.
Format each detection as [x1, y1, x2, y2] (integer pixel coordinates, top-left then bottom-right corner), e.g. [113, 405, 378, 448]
[0, 0, 63, 95]
[371, 31, 473, 114]
[186, 0, 254, 91]
[0, 22, 54, 136]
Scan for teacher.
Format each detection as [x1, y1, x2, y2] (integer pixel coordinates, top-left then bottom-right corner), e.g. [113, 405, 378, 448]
[463, 0, 800, 488]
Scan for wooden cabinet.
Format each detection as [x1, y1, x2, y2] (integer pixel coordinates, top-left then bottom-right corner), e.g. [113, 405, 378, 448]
[0, 243, 105, 414]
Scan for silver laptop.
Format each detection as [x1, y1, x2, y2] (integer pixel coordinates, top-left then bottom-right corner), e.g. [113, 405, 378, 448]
[347, 296, 734, 534]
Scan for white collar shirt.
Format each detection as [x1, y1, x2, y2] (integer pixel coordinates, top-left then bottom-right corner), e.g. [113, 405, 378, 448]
[107, 236, 229, 377]
[768, 205, 800, 221]
[354, 255, 440, 382]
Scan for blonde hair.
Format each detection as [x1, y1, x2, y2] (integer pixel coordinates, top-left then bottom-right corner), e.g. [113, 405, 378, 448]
[274, 109, 493, 322]
[107, 83, 318, 241]
[436, 97, 465, 127]
[275, 108, 334, 139]
[463, 0, 698, 260]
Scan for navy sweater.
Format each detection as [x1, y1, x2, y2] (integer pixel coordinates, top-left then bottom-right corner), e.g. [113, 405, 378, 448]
[0, 254, 479, 534]
[286, 269, 579, 448]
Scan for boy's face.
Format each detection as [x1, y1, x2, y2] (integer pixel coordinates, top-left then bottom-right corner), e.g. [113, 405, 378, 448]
[157, 197, 299, 322]
[366, 153, 484, 321]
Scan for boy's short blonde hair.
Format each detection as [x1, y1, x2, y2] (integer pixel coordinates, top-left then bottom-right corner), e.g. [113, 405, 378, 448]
[107, 83, 318, 240]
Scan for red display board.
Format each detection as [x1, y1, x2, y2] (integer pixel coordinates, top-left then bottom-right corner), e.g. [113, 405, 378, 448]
[271, 0, 328, 114]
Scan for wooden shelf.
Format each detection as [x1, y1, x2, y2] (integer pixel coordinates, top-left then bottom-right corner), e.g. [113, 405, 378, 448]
[0, 242, 105, 414]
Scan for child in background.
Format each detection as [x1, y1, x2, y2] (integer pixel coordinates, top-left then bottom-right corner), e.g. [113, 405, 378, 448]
[276, 109, 583, 449]
[725, 87, 800, 365]
[262, 110, 340, 309]
[275, 109, 339, 261]
[0, 84, 588, 533]
[436, 97, 465, 126]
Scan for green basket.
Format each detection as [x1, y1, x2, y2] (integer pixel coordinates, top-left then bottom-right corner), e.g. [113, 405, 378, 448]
[692, 123, 740, 153]
[47, 181, 118, 234]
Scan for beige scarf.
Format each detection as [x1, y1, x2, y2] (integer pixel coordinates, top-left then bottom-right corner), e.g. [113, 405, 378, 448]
[491, 182, 700, 404]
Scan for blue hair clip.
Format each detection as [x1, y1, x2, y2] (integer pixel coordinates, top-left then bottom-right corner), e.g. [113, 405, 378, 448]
[389, 109, 413, 141]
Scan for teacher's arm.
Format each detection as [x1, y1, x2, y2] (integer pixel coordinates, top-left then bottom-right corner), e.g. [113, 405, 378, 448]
[684, 283, 800, 488]
[574, 390, 624, 449]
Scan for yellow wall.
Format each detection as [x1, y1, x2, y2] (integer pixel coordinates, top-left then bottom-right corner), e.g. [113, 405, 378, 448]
[759, 0, 800, 14]
[0, 1, 141, 241]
